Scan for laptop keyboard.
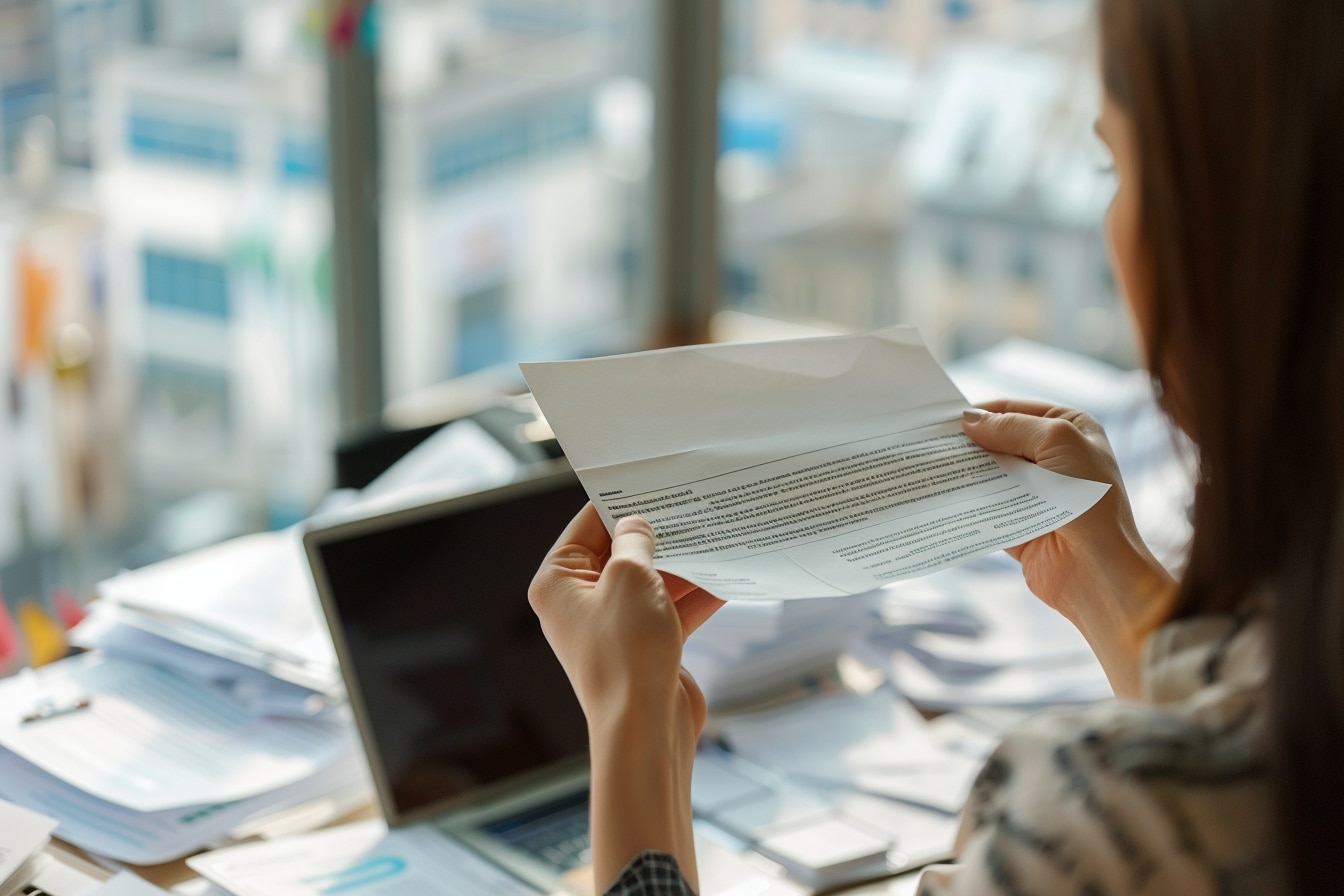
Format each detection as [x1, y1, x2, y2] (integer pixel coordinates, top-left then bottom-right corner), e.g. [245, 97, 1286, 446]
[478, 790, 592, 872]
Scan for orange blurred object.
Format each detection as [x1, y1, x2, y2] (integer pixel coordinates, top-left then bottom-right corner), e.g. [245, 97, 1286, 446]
[17, 599, 67, 667]
[17, 247, 55, 372]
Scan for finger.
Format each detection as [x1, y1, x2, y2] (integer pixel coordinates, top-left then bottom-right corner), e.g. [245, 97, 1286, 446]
[962, 409, 1081, 463]
[977, 398, 1063, 417]
[545, 503, 611, 567]
[977, 400, 1107, 440]
[675, 590, 726, 639]
[661, 572, 702, 602]
[605, 516, 658, 579]
[531, 505, 609, 611]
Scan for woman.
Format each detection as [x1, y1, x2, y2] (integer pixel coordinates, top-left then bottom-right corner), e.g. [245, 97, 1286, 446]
[529, 0, 1344, 892]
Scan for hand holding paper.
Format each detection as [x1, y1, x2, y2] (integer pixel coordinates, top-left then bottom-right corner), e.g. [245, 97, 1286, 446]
[522, 327, 1108, 601]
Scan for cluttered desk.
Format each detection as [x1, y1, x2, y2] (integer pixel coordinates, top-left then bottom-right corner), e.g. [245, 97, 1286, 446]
[0, 333, 1191, 896]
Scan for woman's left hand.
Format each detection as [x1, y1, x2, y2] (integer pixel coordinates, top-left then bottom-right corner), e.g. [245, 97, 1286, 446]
[529, 504, 724, 892]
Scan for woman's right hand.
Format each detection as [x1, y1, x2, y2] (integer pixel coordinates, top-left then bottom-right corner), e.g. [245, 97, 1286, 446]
[529, 506, 723, 892]
[962, 400, 1176, 698]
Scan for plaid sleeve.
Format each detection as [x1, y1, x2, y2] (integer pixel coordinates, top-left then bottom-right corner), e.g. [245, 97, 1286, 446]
[601, 850, 697, 896]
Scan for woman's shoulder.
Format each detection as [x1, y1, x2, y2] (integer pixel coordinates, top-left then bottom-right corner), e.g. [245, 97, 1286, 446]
[924, 605, 1279, 896]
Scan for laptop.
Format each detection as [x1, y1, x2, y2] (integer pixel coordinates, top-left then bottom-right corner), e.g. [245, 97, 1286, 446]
[304, 464, 596, 891]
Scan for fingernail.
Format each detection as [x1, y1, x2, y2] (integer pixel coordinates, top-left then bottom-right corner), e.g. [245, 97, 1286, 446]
[962, 408, 991, 424]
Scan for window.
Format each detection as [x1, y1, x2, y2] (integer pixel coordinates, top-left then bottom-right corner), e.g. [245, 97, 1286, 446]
[142, 248, 231, 319]
[0, 0, 1129, 639]
[715, 0, 1132, 365]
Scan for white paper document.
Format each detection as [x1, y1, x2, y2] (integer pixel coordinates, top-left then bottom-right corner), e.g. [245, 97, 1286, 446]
[355, 418, 519, 506]
[0, 655, 351, 812]
[93, 530, 339, 693]
[187, 819, 534, 896]
[0, 797, 57, 890]
[0, 747, 367, 865]
[70, 609, 330, 718]
[719, 690, 981, 814]
[88, 872, 172, 896]
[522, 327, 1109, 600]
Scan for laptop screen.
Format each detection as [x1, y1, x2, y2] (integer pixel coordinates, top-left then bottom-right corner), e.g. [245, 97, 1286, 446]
[308, 471, 591, 820]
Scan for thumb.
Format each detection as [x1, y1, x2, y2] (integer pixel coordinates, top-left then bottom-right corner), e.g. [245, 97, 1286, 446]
[961, 408, 1068, 464]
[604, 516, 658, 579]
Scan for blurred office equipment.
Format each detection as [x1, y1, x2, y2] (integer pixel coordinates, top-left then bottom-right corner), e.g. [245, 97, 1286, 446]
[0, 409, 541, 866]
[298, 457, 963, 894]
[0, 334, 1185, 891]
[305, 468, 595, 893]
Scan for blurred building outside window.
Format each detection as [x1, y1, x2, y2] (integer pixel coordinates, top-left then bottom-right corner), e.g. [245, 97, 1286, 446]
[715, 0, 1131, 368]
[377, 0, 653, 411]
[0, 0, 1132, 672]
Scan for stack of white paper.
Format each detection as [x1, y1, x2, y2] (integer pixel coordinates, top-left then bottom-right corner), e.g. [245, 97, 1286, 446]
[30, 416, 528, 866]
[685, 595, 878, 708]
[0, 654, 367, 864]
[75, 529, 340, 697]
[41, 530, 367, 865]
[0, 747, 368, 866]
[858, 565, 1113, 711]
[72, 418, 523, 706]
[718, 690, 981, 816]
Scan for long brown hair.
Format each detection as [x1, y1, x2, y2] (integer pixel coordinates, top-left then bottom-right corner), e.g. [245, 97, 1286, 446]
[1100, 0, 1344, 890]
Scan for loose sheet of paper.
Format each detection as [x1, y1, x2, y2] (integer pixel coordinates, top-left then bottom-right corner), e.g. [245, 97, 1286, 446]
[523, 327, 1108, 600]
[0, 797, 56, 889]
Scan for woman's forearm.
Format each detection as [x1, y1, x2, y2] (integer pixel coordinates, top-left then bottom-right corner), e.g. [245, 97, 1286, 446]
[1073, 540, 1177, 699]
[588, 706, 699, 893]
